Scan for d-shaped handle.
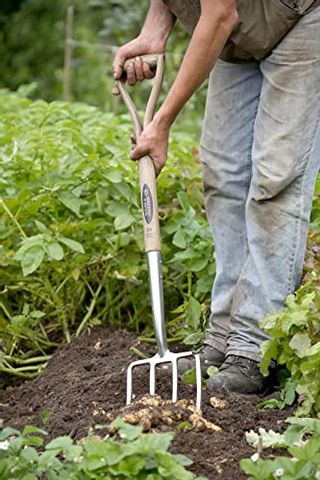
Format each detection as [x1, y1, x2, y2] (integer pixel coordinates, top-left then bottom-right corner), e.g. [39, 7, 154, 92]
[115, 54, 165, 253]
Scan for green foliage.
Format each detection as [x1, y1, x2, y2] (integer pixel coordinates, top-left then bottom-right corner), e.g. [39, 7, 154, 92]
[259, 283, 320, 416]
[310, 177, 320, 232]
[0, 0, 73, 100]
[0, 89, 213, 377]
[257, 371, 297, 411]
[241, 417, 320, 480]
[0, 0, 205, 135]
[0, 419, 206, 479]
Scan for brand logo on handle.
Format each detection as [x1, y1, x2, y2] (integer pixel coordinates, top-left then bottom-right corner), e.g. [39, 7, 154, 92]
[142, 184, 153, 224]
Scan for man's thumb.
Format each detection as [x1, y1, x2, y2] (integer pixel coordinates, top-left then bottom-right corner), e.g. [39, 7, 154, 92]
[113, 51, 125, 79]
[130, 143, 147, 160]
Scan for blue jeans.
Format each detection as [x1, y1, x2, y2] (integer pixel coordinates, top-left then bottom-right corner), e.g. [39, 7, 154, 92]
[200, 7, 320, 362]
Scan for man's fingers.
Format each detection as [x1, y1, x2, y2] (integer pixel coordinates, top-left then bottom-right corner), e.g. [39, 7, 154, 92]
[112, 84, 120, 96]
[154, 162, 163, 177]
[130, 133, 137, 145]
[113, 50, 155, 84]
[134, 57, 144, 81]
[130, 145, 142, 160]
[127, 62, 137, 85]
[142, 62, 155, 79]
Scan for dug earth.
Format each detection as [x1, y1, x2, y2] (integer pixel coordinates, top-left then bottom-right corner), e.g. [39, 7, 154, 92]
[0, 328, 294, 479]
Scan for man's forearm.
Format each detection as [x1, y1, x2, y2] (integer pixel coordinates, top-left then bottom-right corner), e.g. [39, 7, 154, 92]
[155, 2, 238, 126]
[139, 0, 176, 51]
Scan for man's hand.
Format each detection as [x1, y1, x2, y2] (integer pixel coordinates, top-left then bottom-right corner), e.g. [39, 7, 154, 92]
[112, 0, 175, 89]
[130, 117, 170, 176]
[113, 38, 158, 86]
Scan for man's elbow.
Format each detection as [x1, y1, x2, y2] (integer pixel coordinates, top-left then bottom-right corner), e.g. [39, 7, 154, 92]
[218, 2, 239, 29]
[205, 1, 239, 30]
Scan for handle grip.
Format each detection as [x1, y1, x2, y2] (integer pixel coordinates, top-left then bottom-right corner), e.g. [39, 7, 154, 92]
[138, 156, 161, 251]
[123, 54, 159, 73]
[115, 54, 164, 253]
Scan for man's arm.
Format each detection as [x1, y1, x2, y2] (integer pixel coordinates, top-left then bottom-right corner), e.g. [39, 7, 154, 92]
[113, 0, 176, 83]
[131, 0, 238, 173]
[156, 0, 238, 126]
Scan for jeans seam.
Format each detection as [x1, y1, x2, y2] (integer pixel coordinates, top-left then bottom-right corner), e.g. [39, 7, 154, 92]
[286, 104, 320, 294]
[204, 336, 226, 353]
[226, 349, 261, 362]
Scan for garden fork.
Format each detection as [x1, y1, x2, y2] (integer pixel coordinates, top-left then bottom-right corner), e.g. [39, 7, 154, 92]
[115, 54, 201, 409]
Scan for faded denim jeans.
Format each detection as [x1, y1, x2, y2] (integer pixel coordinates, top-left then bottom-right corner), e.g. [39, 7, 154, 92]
[200, 7, 320, 362]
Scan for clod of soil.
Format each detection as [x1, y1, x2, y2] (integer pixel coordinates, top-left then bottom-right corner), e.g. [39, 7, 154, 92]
[0, 327, 294, 479]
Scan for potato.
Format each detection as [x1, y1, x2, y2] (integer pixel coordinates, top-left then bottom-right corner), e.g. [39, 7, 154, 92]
[210, 396, 229, 410]
[122, 413, 140, 424]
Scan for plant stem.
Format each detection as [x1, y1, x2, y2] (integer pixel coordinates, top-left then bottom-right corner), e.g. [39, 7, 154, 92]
[76, 283, 103, 337]
[0, 198, 27, 239]
[0, 366, 44, 379]
[130, 347, 148, 359]
[2, 354, 51, 365]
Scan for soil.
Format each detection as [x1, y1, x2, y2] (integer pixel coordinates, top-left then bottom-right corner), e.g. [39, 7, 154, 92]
[0, 327, 294, 480]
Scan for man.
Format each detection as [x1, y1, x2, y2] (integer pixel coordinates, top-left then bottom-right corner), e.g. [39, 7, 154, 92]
[113, 0, 320, 394]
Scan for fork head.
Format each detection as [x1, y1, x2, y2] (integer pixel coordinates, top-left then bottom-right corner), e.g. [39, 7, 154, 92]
[126, 350, 202, 409]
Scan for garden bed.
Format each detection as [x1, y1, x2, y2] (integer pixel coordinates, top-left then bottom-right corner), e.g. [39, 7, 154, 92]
[0, 327, 293, 479]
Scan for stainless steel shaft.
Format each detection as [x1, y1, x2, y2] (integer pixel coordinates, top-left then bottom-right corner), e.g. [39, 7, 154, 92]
[147, 251, 168, 357]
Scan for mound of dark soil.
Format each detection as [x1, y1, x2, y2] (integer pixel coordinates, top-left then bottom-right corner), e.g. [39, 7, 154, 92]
[0, 328, 293, 479]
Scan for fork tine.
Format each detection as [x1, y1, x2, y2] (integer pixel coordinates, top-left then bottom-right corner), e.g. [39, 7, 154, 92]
[171, 359, 178, 403]
[194, 353, 202, 410]
[126, 363, 134, 405]
[149, 361, 156, 395]
[126, 352, 202, 408]
[127, 359, 151, 405]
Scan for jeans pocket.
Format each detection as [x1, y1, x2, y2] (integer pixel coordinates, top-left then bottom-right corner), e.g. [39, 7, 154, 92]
[280, 0, 320, 14]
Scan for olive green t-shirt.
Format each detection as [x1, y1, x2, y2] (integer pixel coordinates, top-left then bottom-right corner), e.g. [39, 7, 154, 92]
[164, 0, 320, 62]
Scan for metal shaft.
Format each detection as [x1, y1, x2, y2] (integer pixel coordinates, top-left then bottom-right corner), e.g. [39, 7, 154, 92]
[147, 251, 168, 357]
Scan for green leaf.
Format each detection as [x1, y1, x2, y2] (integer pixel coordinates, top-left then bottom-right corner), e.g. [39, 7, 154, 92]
[103, 169, 122, 183]
[0, 427, 21, 440]
[21, 475, 38, 480]
[46, 242, 64, 261]
[175, 422, 193, 432]
[21, 446, 39, 463]
[174, 454, 193, 467]
[15, 235, 45, 259]
[106, 202, 130, 217]
[59, 236, 85, 254]
[30, 310, 46, 319]
[177, 192, 190, 212]
[183, 331, 203, 346]
[114, 213, 135, 230]
[58, 191, 86, 217]
[188, 257, 208, 272]
[84, 439, 126, 466]
[187, 296, 201, 329]
[283, 378, 297, 406]
[206, 366, 218, 377]
[46, 435, 73, 451]
[181, 368, 197, 385]
[20, 246, 45, 276]
[116, 455, 145, 476]
[240, 458, 260, 477]
[289, 333, 311, 358]
[110, 418, 143, 441]
[23, 425, 48, 436]
[34, 220, 47, 233]
[136, 432, 174, 452]
[245, 428, 287, 449]
[173, 230, 186, 249]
